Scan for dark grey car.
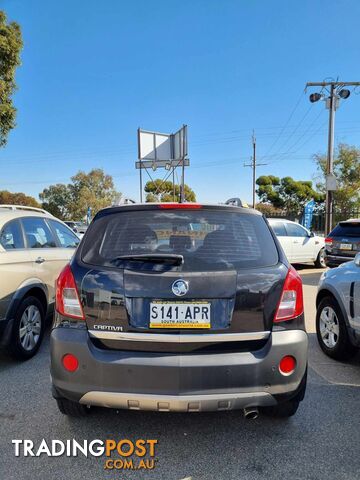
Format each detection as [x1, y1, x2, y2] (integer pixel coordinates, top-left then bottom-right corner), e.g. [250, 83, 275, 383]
[50, 203, 308, 419]
[325, 219, 360, 267]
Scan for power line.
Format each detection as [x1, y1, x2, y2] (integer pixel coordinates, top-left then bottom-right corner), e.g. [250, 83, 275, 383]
[267, 109, 326, 164]
[264, 89, 306, 156]
[266, 103, 314, 161]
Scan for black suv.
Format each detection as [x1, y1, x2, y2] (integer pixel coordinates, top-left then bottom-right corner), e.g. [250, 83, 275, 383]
[50, 203, 308, 419]
[325, 219, 360, 268]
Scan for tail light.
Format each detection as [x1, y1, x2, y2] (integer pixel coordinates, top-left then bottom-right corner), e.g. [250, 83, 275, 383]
[56, 264, 85, 320]
[325, 237, 333, 245]
[274, 266, 303, 322]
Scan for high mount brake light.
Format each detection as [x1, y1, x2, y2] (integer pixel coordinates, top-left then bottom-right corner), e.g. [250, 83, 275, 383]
[56, 264, 85, 320]
[159, 203, 202, 209]
[274, 266, 304, 322]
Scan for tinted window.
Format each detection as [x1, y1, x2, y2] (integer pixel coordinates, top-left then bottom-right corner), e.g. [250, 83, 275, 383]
[0, 220, 24, 250]
[330, 222, 360, 238]
[285, 223, 308, 238]
[22, 217, 57, 248]
[49, 220, 80, 248]
[82, 208, 279, 271]
[271, 222, 287, 236]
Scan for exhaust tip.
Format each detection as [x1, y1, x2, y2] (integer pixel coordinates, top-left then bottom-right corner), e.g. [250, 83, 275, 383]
[243, 407, 259, 420]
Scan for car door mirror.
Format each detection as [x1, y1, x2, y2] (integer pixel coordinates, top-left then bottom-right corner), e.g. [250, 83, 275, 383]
[355, 252, 360, 267]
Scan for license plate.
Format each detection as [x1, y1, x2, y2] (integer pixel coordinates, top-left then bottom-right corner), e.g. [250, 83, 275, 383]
[340, 243, 352, 250]
[150, 301, 211, 328]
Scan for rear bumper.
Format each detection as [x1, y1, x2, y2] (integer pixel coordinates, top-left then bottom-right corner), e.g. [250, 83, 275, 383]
[50, 328, 308, 412]
[325, 254, 355, 267]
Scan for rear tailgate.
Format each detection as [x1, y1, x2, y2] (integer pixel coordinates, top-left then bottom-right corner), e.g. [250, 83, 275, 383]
[328, 221, 360, 258]
[77, 205, 287, 352]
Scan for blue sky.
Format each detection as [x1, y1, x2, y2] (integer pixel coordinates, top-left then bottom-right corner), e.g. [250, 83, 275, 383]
[1, 0, 360, 203]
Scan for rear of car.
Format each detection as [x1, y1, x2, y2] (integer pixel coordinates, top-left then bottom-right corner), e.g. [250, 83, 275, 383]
[50, 203, 308, 418]
[325, 219, 360, 267]
[74, 222, 87, 234]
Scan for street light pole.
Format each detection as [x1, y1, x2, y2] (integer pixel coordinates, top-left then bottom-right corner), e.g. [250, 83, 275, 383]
[326, 83, 336, 235]
[306, 80, 360, 234]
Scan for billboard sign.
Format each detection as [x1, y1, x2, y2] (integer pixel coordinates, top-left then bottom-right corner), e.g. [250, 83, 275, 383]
[137, 125, 188, 168]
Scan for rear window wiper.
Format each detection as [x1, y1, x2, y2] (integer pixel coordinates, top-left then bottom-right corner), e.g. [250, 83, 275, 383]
[110, 253, 184, 266]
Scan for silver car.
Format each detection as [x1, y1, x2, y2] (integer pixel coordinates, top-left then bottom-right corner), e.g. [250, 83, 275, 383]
[316, 252, 360, 360]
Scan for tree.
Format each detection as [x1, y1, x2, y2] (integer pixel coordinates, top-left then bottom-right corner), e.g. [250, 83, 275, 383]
[255, 202, 283, 216]
[314, 143, 360, 212]
[39, 169, 120, 220]
[39, 184, 70, 219]
[144, 179, 196, 203]
[0, 11, 23, 147]
[256, 175, 324, 216]
[0, 190, 40, 207]
[68, 169, 119, 219]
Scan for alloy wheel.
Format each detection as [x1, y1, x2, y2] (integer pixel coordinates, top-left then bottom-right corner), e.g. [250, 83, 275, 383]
[19, 305, 42, 351]
[319, 306, 339, 348]
[319, 249, 326, 268]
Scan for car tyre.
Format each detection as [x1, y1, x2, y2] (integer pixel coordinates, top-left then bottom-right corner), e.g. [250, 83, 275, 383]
[56, 398, 89, 417]
[314, 248, 326, 268]
[7, 296, 45, 360]
[316, 296, 357, 360]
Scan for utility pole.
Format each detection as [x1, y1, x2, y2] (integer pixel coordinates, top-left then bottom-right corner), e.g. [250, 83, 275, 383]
[326, 83, 336, 234]
[306, 80, 360, 234]
[244, 130, 267, 208]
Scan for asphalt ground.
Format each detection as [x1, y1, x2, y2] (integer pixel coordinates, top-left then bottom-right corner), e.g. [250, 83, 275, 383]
[0, 266, 359, 480]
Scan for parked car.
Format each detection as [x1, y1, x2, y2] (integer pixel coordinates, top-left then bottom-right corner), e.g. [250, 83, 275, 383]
[51, 202, 308, 419]
[74, 222, 88, 234]
[64, 221, 88, 235]
[268, 218, 326, 268]
[316, 252, 360, 360]
[324, 219, 360, 268]
[0, 205, 80, 359]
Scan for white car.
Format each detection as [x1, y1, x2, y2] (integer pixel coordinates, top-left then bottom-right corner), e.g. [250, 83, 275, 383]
[268, 218, 326, 268]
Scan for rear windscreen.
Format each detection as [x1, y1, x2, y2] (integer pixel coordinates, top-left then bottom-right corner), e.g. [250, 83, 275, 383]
[330, 222, 360, 238]
[81, 208, 279, 271]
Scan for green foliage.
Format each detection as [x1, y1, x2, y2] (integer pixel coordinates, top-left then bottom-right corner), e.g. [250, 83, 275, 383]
[39, 184, 70, 219]
[39, 169, 119, 220]
[256, 175, 280, 186]
[0, 11, 23, 147]
[314, 143, 360, 211]
[0, 190, 40, 207]
[144, 179, 196, 203]
[67, 169, 119, 219]
[256, 175, 323, 216]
